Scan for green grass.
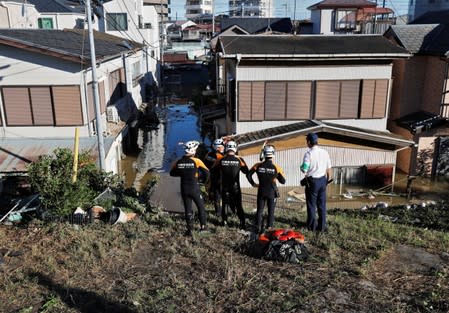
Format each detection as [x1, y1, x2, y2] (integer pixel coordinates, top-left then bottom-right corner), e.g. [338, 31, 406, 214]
[0, 203, 448, 313]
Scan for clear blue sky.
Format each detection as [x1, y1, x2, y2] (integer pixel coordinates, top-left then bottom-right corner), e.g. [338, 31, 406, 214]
[169, 0, 409, 21]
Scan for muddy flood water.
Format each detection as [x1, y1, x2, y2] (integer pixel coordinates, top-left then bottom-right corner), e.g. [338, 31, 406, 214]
[121, 103, 449, 213]
[120, 103, 211, 212]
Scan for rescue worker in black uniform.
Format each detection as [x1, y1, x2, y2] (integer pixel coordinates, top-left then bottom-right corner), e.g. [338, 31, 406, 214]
[170, 141, 210, 236]
[217, 140, 249, 229]
[247, 145, 286, 234]
[204, 138, 225, 216]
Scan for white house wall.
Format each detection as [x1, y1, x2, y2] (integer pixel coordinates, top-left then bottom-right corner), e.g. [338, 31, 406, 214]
[240, 145, 396, 187]
[320, 9, 333, 34]
[236, 64, 392, 81]
[0, 2, 38, 28]
[103, 0, 143, 44]
[39, 13, 95, 30]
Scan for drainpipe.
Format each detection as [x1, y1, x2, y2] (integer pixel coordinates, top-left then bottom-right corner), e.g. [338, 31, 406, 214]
[0, 3, 12, 27]
[393, 143, 418, 192]
[441, 51, 449, 117]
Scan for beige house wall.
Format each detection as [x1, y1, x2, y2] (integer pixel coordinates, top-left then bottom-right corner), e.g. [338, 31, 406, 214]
[390, 56, 446, 120]
[422, 57, 447, 114]
[388, 122, 414, 174]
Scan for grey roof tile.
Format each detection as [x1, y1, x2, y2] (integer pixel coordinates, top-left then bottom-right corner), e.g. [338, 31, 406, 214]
[219, 35, 409, 56]
[0, 29, 142, 63]
[386, 24, 449, 55]
[234, 120, 414, 148]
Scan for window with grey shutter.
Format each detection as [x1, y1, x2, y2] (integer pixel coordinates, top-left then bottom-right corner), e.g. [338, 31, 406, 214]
[252, 82, 265, 120]
[315, 81, 340, 119]
[265, 82, 286, 120]
[360, 79, 388, 118]
[340, 80, 360, 118]
[52, 86, 83, 126]
[238, 82, 251, 121]
[2, 87, 33, 126]
[30, 87, 54, 125]
[373, 80, 388, 118]
[286, 81, 312, 119]
[360, 80, 375, 118]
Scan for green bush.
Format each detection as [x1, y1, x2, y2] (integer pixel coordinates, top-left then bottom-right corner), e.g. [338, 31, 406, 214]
[27, 148, 111, 217]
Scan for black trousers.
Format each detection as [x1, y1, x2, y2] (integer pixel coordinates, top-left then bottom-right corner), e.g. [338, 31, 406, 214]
[181, 184, 206, 230]
[222, 186, 245, 226]
[255, 195, 276, 233]
[209, 180, 222, 216]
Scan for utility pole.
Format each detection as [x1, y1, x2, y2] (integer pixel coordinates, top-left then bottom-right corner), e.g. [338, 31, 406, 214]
[86, 0, 106, 171]
[212, 0, 215, 35]
[293, 0, 297, 21]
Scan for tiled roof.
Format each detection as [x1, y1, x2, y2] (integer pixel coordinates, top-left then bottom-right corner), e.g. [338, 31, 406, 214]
[385, 24, 449, 55]
[0, 29, 142, 64]
[307, 0, 377, 10]
[220, 18, 292, 34]
[27, 0, 73, 13]
[410, 9, 449, 24]
[218, 35, 409, 57]
[234, 120, 414, 148]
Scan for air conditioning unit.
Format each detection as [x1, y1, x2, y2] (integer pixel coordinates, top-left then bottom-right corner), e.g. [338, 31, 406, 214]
[144, 23, 152, 29]
[106, 106, 120, 123]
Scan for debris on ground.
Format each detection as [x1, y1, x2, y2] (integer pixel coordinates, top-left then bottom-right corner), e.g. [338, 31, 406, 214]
[251, 228, 308, 264]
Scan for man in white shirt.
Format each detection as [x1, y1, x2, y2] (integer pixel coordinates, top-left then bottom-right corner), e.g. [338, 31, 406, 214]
[300, 133, 332, 232]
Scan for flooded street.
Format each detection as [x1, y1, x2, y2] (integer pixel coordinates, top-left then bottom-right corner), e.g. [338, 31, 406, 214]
[120, 65, 449, 214]
[121, 103, 211, 212]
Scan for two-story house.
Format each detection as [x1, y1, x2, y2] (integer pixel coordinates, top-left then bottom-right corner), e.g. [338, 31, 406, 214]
[0, 29, 145, 175]
[215, 34, 415, 187]
[307, 0, 396, 35]
[384, 24, 449, 177]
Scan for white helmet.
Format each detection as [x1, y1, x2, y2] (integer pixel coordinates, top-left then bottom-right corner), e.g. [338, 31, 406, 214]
[184, 140, 199, 155]
[225, 140, 237, 153]
[263, 145, 275, 157]
[212, 138, 224, 150]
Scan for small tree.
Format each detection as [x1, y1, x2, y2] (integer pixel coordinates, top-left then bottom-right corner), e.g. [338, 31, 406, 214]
[28, 148, 103, 217]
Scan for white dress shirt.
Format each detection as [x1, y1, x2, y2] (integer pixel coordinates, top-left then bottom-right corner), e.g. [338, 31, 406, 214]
[300, 145, 331, 178]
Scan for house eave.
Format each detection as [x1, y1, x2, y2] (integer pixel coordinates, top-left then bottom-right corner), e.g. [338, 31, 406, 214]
[238, 121, 415, 150]
[220, 53, 411, 60]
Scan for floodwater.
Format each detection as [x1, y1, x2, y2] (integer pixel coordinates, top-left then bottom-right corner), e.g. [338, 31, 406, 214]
[122, 103, 449, 212]
[120, 103, 211, 212]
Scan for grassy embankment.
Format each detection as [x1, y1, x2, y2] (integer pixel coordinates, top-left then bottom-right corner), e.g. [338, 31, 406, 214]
[1, 203, 449, 313]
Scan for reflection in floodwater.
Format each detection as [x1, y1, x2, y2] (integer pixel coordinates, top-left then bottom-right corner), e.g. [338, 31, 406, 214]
[122, 103, 209, 192]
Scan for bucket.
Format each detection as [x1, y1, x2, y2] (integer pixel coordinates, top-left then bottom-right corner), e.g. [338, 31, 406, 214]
[109, 207, 128, 225]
